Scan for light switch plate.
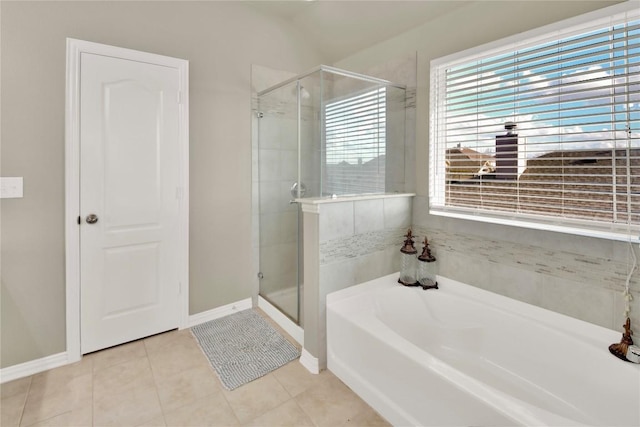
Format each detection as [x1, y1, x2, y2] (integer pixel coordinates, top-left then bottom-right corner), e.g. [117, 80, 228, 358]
[0, 177, 24, 198]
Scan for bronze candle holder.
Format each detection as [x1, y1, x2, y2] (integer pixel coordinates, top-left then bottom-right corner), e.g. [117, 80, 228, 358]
[609, 318, 634, 362]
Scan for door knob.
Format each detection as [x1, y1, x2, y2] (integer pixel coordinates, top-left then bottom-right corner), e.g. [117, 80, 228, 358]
[86, 214, 99, 224]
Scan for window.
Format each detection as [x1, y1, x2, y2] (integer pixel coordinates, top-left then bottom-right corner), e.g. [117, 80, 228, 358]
[430, 2, 639, 241]
[324, 87, 386, 195]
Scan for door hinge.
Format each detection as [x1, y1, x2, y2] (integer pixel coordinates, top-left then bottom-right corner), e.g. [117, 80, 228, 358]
[77, 216, 81, 225]
[177, 91, 183, 105]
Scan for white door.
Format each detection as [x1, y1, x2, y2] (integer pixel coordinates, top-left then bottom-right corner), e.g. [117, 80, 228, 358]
[80, 52, 182, 354]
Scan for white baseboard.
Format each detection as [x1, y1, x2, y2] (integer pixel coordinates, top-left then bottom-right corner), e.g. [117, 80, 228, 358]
[0, 352, 68, 384]
[300, 348, 320, 374]
[258, 296, 304, 345]
[1, 298, 250, 384]
[187, 298, 252, 328]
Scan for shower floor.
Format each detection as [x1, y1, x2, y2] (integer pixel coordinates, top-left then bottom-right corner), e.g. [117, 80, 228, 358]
[261, 285, 303, 325]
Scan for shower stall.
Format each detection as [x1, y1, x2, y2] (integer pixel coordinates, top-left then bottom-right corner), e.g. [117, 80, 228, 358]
[255, 65, 406, 326]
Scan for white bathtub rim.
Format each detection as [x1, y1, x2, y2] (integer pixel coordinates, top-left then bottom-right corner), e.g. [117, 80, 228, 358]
[328, 272, 635, 362]
[327, 273, 640, 426]
[329, 305, 587, 426]
[435, 277, 620, 351]
[375, 283, 633, 377]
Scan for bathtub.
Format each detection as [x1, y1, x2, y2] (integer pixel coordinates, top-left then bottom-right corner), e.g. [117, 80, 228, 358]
[327, 273, 640, 426]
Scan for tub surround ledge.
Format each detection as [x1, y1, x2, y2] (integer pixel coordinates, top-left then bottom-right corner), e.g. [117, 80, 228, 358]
[296, 192, 415, 207]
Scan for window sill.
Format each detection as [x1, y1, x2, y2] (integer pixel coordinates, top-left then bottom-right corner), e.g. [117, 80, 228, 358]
[429, 206, 640, 244]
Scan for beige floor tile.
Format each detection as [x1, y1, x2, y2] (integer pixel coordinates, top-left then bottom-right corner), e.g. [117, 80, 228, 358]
[1, 377, 31, 427]
[29, 358, 92, 401]
[242, 399, 314, 427]
[23, 404, 92, 427]
[93, 357, 155, 399]
[93, 383, 162, 427]
[295, 375, 368, 427]
[144, 331, 196, 355]
[92, 340, 147, 373]
[344, 406, 391, 427]
[163, 391, 239, 427]
[1, 377, 32, 399]
[2, 323, 387, 427]
[64, 355, 95, 377]
[147, 335, 209, 379]
[143, 329, 191, 354]
[1, 392, 28, 427]
[222, 374, 291, 424]
[272, 360, 331, 397]
[20, 373, 92, 427]
[136, 415, 166, 427]
[154, 363, 221, 413]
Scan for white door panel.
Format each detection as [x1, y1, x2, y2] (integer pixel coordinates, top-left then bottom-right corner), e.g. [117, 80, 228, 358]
[104, 80, 162, 229]
[80, 52, 181, 354]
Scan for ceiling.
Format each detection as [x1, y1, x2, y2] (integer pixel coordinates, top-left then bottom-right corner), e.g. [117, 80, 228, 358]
[247, 1, 472, 62]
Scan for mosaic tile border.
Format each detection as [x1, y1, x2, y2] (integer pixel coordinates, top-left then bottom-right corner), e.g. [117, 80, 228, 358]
[413, 226, 639, 294]
[319, 228, 407, 265]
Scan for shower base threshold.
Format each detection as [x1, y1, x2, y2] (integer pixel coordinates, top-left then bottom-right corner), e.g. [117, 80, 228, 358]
[258, 296, 304, 345]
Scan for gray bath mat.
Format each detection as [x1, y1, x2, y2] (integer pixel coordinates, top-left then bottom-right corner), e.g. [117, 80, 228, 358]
[191, 309, 300, 390]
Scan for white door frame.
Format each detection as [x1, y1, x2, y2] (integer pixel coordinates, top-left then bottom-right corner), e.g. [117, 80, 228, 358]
[65, 38, 189, 362]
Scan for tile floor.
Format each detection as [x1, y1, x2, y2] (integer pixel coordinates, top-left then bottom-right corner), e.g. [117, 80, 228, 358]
[1, 312, 390, 427]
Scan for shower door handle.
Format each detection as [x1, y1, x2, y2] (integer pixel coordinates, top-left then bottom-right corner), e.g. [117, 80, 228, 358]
[290, 182, 307, 199]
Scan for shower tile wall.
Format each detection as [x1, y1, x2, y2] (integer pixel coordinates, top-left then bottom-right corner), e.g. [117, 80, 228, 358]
[302, 195, 413, 368]
[412, 195, 640, 334]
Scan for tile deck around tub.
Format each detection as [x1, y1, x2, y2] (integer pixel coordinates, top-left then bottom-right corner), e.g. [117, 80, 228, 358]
[0, 310, 390, 427]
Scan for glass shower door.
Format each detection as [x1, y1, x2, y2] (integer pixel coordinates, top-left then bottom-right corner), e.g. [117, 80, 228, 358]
[257, 82, 300, 324]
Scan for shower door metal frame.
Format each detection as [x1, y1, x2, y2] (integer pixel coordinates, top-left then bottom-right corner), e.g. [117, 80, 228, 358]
[257, 65, 405, 98]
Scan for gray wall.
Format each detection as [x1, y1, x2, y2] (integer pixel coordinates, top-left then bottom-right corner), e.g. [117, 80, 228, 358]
[335, 0, 640, 334]
[3, 0, 635, 371]
[0, 1, 324, 368]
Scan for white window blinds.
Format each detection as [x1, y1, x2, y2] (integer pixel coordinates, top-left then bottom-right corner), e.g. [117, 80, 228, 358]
[325, 87, 386, 195]
[430, 3, 640, 240]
